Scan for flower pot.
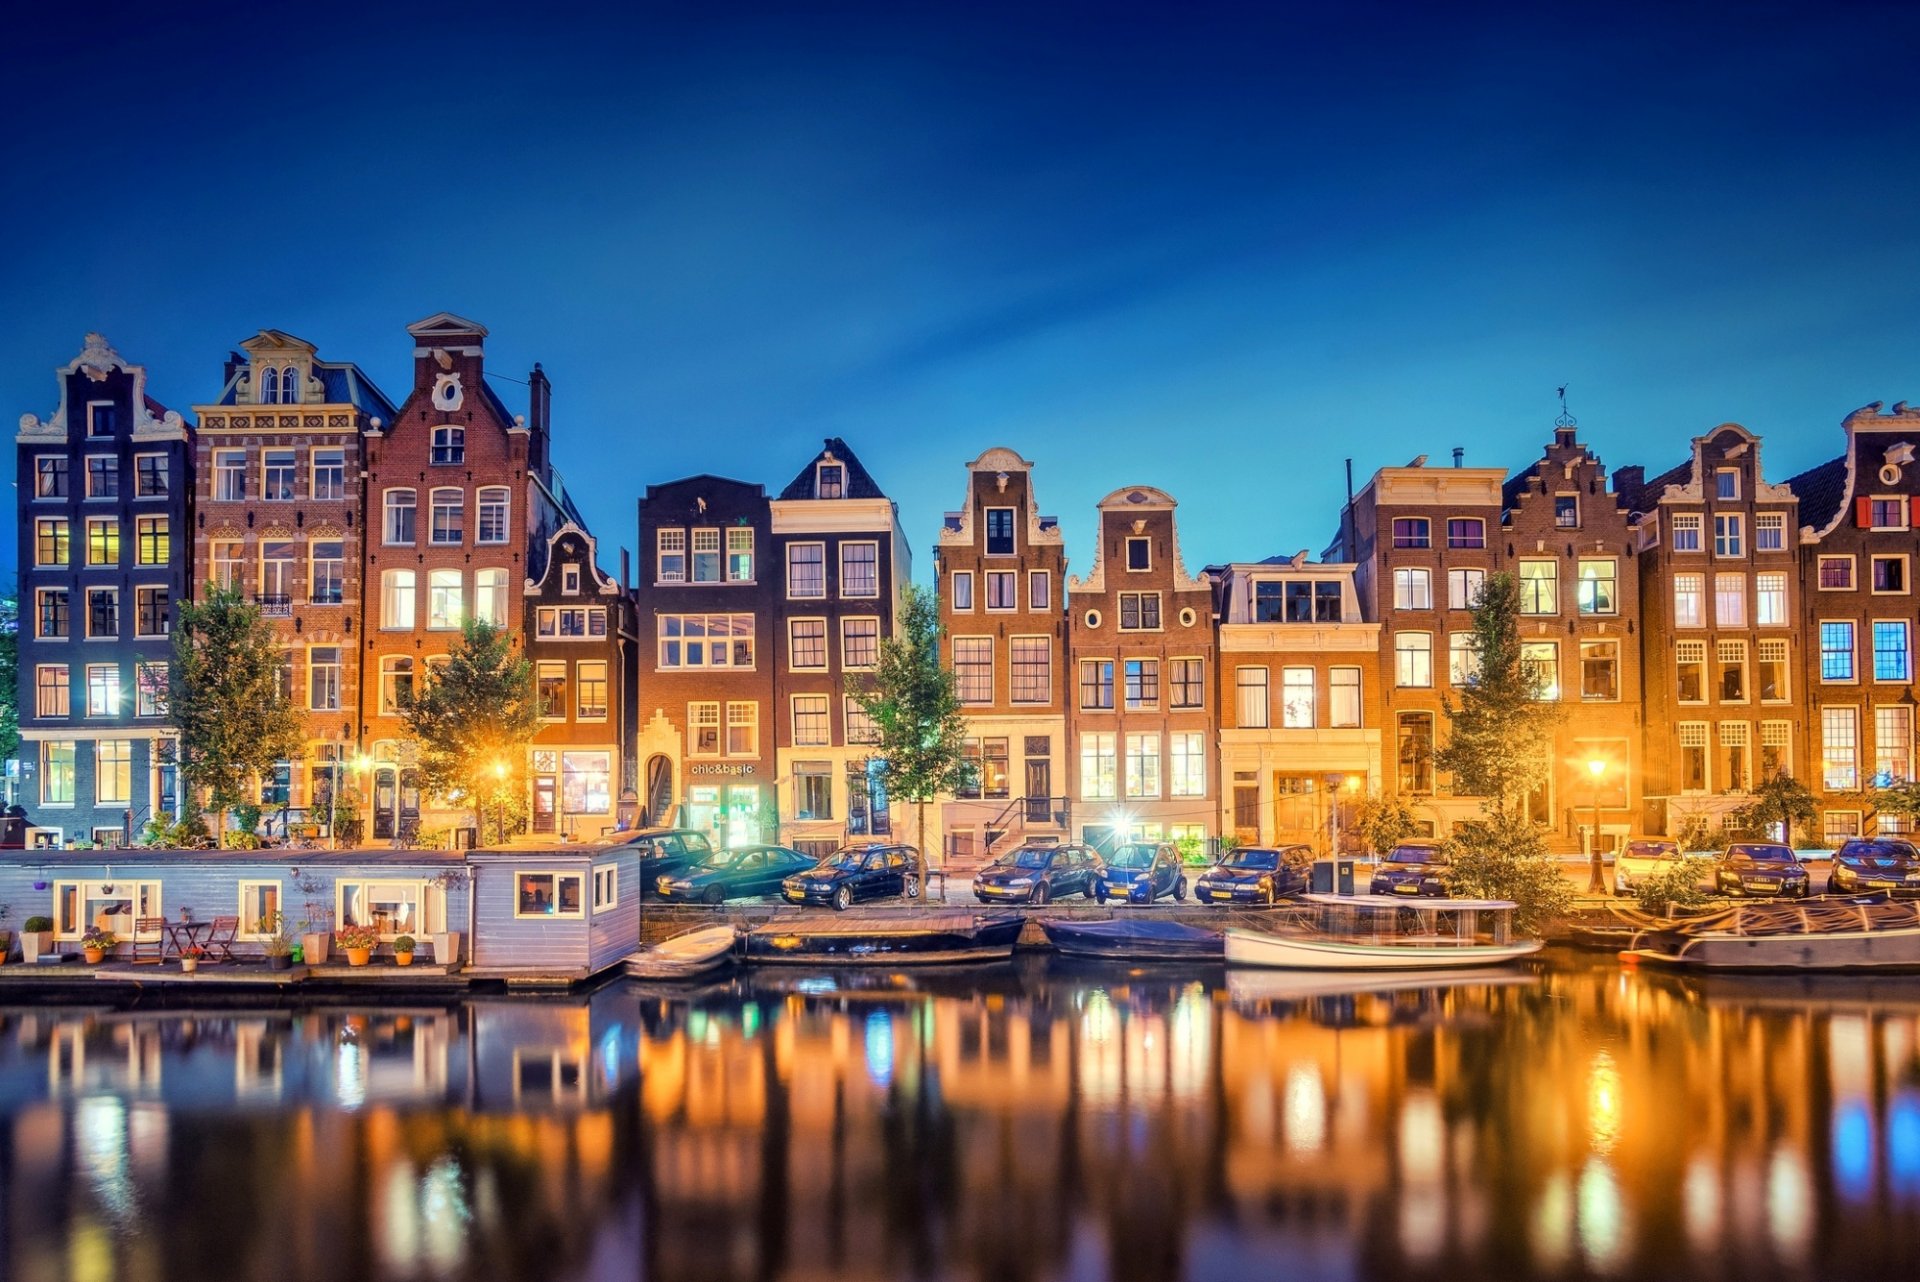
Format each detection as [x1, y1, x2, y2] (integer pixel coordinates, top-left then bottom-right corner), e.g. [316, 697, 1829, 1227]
[84, 948, 104, 965]
[301, 932, 331, 965]
[345, 947, 371, 967]
[19, 932, 51, 962]
[394, 951, 414, 967]
[431, 932, 462, 966]
[267, 953, 292, 971]
[181, 957, 198, 974]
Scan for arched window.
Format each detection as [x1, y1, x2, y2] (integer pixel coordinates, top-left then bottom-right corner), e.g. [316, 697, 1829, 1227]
[379, 657, 415, 714]
[259, 367, 281, 404]
[429, 488, 464, 545]
[381, 569, 416, 629]
[476, 486, 510, 544]
[427, 569, 463, 629]
[431, 425, 465, 465]
[475, 568, 509, 628]
[383, 489, 416, 545]
[280, 366, 300, 404]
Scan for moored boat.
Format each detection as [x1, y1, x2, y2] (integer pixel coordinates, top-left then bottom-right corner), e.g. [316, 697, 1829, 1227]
[1039, 917, 1224, 961]
[1625, 898, 1920, 971]
[625, 925, 738, 979]
[743, 912, 1025, 965]
[1225, 894, 1543, 970]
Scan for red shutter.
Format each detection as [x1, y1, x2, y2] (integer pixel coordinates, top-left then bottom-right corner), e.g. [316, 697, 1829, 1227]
[1857, 497, 1874, 528]
[1910, 495, 1920, 527]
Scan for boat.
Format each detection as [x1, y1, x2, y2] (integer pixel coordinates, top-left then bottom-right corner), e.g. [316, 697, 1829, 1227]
[624, 925, 738, 979]
[1224, 894, 1543, 970]
[1624, 898, 1920, 972]
[1039, 917, 1224, 961]
[742, 912, 1026, 965]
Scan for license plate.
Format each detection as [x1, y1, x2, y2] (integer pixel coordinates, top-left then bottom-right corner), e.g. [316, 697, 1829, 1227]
[1393, 883, 1420, 895]
[1871, 880, 1897, 889]
[1749, 879, 1779, 890]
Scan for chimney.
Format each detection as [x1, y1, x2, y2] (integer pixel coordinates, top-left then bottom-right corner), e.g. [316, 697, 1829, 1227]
[1452, 446, 1464, 468]
[1612, 465, 1644, 504]
[528, 362, 551, 437]
[1555, 426, 1577, 448]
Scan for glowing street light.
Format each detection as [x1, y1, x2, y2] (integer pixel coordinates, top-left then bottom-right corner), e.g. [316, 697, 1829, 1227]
[1586, 757, 1609, 894]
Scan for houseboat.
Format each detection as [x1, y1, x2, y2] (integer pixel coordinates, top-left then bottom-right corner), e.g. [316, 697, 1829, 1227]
[1224, 894, 1543, 970]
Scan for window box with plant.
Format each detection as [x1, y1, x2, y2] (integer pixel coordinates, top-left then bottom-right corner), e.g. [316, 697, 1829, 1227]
[81, 928, 116, 964]
[336, 923, 380, 966]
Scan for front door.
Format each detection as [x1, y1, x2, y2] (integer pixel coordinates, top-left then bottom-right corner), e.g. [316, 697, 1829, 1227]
[533, 776, 557, 834]
[1025, 759, 1051, 823]
[372, 766, 398, 840]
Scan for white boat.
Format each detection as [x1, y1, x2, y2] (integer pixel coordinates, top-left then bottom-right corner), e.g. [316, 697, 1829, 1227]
[1626, 898, 1920, 972]
[624, 925, 738, 979]
[1224, 894, 1543, 970]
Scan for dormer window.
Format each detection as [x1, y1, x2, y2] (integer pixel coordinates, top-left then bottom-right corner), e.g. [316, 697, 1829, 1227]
[432, 425, 465, 465]
[280, 367, 300, 404]
[817, 463, 845, 499]
[1126, 537, 1151, 571]
[985, 507, 1015, 556]
[260, 367, 281, 404]
[1715, 468, 1740, 500]
[1554, 495, 1579, 528]
[87, 402, 116, 437]
[562, 565, 581, 595]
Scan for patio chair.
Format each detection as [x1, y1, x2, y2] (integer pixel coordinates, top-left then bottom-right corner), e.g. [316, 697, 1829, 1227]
[205, 916, 240, 963]
[131, 918, 168, 965]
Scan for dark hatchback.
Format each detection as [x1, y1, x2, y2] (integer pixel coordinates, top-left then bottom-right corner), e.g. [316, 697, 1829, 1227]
[1369, 843, 1449, 897]
[1715, 843, 1811, 898]
[974, 843, 1102, 904]
[656, 844, 819, 904]
[618, 828, 717, 899]
[782, 843, 922, 910]
[1195, 845, 1310, 905]
[1826, 838, 1920, 896]
[1093, 842, 1187, 905]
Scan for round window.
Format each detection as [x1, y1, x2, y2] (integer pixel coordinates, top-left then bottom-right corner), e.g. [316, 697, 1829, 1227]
[1178, 607, 1197, 627]
[1084, 609, 1102, 629]
[1881, 463, 1902, 486]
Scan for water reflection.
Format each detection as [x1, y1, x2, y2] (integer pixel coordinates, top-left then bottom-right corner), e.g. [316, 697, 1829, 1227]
[8, 957, 1920, 1278]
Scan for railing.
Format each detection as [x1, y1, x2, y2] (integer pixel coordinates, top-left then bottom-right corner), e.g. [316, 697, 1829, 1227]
[255, 594, 292, 617]
[980, 794, 1071, 859]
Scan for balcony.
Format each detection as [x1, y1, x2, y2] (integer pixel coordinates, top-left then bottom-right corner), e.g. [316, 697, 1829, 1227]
[256, 594, 292, 617]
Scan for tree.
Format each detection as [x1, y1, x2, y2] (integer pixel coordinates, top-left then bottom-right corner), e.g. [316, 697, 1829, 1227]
[1433, 571, 1561, 816]
[1726, 773, 1817, 844]
[167, 586, 305, 834]
[849, 584, 972, 891]
[0, 593, 17, 794]
[1351, 790, 1420, 856]
[1433, 572, 1571, 935]
[400, 620, 540, 843]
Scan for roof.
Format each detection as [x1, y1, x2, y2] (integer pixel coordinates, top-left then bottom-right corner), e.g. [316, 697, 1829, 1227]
[778, 438, 888, 500]
[212, 352, 399, 419]
[1625, 459, 1693, 511]
[478, 376, 518, 431]
[1786, 455, 1848, 530]
[1499, 462, 1537, 512]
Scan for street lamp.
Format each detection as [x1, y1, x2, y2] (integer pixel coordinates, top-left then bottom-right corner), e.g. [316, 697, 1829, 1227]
[1586, 757, 1608, 893]
[493, 759, 509, 846]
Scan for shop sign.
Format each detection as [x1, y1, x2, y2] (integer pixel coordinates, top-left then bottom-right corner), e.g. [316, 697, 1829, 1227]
[690, 762, 756, 777]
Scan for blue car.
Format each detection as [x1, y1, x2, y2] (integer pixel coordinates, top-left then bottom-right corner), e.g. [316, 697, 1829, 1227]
[1369, 842, 1449, 897]
[1094, 842, 1187, 905]
[1195, 845, 1310, 905]
[1826, 838, 1920, 896]
[974, 842, 1103, 904]
[782, 842, 921, 910]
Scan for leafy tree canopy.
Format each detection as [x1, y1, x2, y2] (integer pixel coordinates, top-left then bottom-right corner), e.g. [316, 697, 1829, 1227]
[167, 586, 305, 819]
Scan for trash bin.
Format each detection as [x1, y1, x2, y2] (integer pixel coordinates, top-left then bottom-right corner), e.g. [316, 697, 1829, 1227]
[1335, 859, 1357, 896]
[1311, 859, 1336, 894]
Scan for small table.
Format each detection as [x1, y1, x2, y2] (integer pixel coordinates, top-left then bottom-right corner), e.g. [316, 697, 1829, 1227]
[163, 920, 216, 961]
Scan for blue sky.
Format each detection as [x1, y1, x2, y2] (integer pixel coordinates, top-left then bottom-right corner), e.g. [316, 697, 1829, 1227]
[5, 0, 1918, 584]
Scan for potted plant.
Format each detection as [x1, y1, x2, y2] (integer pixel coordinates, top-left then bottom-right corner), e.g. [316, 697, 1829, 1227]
[81, 928, 116, 964]
[20, 917, 53, 962]
[297, 877, 332, 965]
[337, 923, 380, 967]
[262, 910, 296, 971]
[180, 945, 205, 975]
[393, 935, 416, 967]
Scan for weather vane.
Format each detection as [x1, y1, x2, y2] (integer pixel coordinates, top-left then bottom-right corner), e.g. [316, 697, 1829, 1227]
[1555, 384, 1577, 429]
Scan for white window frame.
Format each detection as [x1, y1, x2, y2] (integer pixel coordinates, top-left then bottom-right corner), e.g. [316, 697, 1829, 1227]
[656, 528, 686, 583]
[950, 570, 975, 611]
[1872, 554, 1910, 596]
[512, 871, 585, 920]
[788, 617, 829, 671]
[383, 488, 417, 546]
[786, 541, 826, 599]
[841, 616, 880, 670]
[592, 863, 619, 912]
[1713, 513, 1743, 558]
[53, 880, 163, 942]
[839, 541, 880, 599]
[1125, 536, 1152, 572]
[791, 694, 832, 748]
[237, 880, 283, 941]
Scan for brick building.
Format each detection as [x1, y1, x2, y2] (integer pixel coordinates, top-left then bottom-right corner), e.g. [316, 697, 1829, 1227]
[525, 520, 636, 839]
[1616, 424, 1801, 838]
[1326, 454, 1508, 835]
[769, 440, 909, 855]
[1209, 556, 1382, 851]
[15, 335, 193, 846]
[358, 313, 567, 840]
[634, 475, 777, 845]
[1064, 486, 1217, 850]
[1501, 425, 1644, 853]
[934, 448, 1069, 864]
[191, 330, 396, 825]
[1786, 401, 1920, 844]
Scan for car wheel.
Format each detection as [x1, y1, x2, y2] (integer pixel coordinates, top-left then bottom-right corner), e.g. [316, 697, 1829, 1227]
[1174, 877, 1187, 902]
[832, 885, 852, 912]
[906, 876, 920, 899]
[1095, 885, 1108, 905]
[702, 886, 726, 906]
[1826, 880, 1839, 896]
[1261, 881, 1276, 906]
[1031, 883, 1050, 906]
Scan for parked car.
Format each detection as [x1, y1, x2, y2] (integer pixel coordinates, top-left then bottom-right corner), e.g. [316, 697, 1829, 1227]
[656, 843, 818, 904]
[1714, 843, 1811, 898]
[1369, 842, 1450, 896]
[1195, 845, 1310, 905]
[1094, 842, 1187, 905]
[974, 842, 1102, 904]
[1612, 839, 1685, 896]
[782, 842, 922, 910]
[619, 827, 716, 898]
[1826, 838, 1920, 896]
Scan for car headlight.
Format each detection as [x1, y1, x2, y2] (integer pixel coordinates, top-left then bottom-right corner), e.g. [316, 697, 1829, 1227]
[1133, 873, 1150, 883]
[1007, 877, 1033, 888]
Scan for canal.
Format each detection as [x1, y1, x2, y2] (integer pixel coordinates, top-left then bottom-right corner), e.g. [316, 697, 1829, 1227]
[4, 952, 1920, 1280]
